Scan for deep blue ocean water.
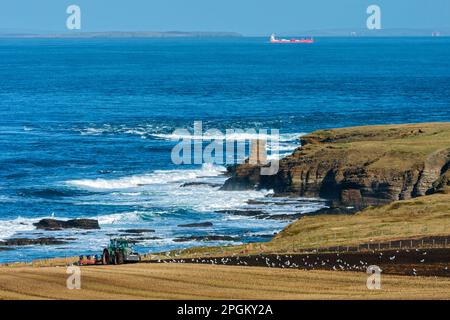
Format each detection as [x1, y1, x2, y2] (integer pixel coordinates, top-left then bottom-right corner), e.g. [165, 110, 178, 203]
[0, 37, 449, 262]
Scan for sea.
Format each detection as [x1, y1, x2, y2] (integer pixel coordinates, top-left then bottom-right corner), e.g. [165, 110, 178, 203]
[0, 37, 449, 263]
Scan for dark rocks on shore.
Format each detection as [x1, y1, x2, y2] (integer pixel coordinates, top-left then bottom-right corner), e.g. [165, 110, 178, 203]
[247, 233, 276, 239]
[0, 237, 68, 246]
[216, 209, 266, 217]
[119, 229, 155, 234]
[173, 235, 240, 242]
[126, 237, 162, 244]
[34, 219, 100, 231]
[306, 206, 359, 216]
[136, 236, 162, 240]
[178, 222, 213, 228]
[263, 214, 303, 220]
[215, 209, 302, 221]
[180, 182, 222, 188]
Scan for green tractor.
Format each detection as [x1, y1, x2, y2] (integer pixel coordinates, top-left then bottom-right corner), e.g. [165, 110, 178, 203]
[102, 238, 141, 265]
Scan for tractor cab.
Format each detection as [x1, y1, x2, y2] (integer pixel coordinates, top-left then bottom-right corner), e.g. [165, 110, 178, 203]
[102, 238, 141, 265]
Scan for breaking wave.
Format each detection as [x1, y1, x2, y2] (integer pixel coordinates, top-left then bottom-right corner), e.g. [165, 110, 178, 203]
[66, 164, 226, 191]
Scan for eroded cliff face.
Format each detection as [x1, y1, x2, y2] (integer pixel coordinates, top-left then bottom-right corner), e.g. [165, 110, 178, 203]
[222, 123, 450, 208]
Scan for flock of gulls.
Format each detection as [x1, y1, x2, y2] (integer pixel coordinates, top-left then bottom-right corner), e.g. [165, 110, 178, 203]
[152, 248, 449, 277]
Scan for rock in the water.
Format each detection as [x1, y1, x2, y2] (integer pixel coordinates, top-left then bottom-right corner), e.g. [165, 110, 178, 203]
[173, 235, 239, 242]
[177, 222, 213, 228]
[126, 237, 162, 243]
[216, 209, 301, 220]
[215, 209, 265, 217]
[34, 219, 100, 230]
[119, 229, 155, 234]
[180, 182, 222, 188]
[0, 237, 67, 246]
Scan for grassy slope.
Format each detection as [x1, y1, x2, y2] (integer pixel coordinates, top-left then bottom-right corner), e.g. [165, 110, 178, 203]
[268, 193, 450, 251]
[1, 263, 449, 299]
[155, 193, 450, 258]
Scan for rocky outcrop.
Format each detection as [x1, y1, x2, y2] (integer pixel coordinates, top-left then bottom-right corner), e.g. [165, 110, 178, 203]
[34, 219, 100, 230]
[173, 235, 239, 242]
[180, 182, 222, 188]
[178, 222, 213, 228]
[0, 237, 67, 246]
[222, 123, 450, 208]
[119, 229, 155, 234]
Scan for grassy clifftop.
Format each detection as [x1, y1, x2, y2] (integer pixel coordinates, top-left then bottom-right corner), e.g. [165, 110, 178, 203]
[301, 122, 450, 171]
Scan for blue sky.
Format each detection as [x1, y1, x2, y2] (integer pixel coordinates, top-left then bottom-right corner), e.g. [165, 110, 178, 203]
[1, 0, 449, 35]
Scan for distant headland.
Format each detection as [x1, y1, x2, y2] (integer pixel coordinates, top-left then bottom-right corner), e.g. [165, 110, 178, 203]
[0, 31, 243, 39]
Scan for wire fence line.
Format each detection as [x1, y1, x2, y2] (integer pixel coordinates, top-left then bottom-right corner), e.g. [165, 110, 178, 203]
[289, 235, 450, 254]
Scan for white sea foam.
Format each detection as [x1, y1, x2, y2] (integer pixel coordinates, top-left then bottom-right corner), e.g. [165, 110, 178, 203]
[66, 164, 226, 190]
[66, 162, 279, 216]
[96, 211, 142, 225]
[0, 195, 14, 203]
[0, 217, 40, 240]
[77, 123, 304, 144]
[152, 132, 304, 142]
[77, 124, 171, 137]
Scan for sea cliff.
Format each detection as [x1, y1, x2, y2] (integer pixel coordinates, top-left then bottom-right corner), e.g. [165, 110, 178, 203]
[222, 123, 450, 208]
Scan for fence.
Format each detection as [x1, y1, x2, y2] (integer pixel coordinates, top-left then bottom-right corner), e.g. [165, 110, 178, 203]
[292, 235, 450, 254]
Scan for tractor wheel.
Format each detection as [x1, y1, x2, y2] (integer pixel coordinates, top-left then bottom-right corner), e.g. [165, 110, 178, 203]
[102, 249, 110, 265]
[116, 251, 124, 265]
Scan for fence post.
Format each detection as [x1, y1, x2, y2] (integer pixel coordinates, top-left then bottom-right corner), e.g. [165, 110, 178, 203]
[399, 241, 402, 249]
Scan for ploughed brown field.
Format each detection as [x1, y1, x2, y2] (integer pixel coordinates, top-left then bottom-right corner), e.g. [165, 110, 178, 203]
[1, 263, 450, 300]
